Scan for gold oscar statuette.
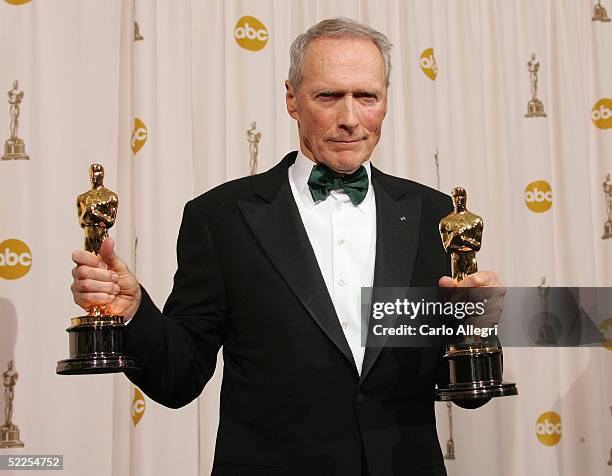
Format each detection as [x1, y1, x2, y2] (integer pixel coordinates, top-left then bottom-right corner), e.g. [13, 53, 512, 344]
[246, 121, 261, 176]
[1, 80, 29, 160]
[435, 187, 518, 404]
[133, 0, 144, 41]
[603, 173, 612, 240]
[56, 164, 138, 375]
[443, 402, 455, 460]
[525, 54, 547, 118]
[1, 361, 24, 448]
[536, 276, 557, 345]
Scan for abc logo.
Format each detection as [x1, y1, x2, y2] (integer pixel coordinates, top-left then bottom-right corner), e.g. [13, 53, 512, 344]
[592, 98, 612, 129]
[131, 388, 146, 426]
[234, 16, 269, 51]
[0, 239, 32, 280]
[131, 118, 148, 154]
[3, 0, 31, 5]
[419, 48, 438, 81]
[525, 180, 553, 213]
[535, 411, 562, 446]
[600, 318, 612, 350]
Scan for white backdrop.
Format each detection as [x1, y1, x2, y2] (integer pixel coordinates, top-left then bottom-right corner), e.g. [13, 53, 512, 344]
[0, 1, 611, 475]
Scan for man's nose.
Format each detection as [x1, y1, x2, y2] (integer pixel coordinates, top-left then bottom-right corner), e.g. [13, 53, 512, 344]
[337, 96, 359, 131]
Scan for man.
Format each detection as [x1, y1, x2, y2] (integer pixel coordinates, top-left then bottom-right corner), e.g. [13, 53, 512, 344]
[71, 18, 500, 476]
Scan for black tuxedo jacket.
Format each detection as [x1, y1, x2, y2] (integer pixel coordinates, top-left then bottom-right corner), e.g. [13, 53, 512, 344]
[125, 151, 455, 476]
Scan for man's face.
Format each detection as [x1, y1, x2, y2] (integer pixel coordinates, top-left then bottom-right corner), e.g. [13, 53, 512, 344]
[286, 36, 388, 174]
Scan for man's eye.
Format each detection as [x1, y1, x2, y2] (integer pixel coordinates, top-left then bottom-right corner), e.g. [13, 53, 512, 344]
[317, 92, 340, 99]
[360, 97, 377, 104]
[355, 93, 378, 102]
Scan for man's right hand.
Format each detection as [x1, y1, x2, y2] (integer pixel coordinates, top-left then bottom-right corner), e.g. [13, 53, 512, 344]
[71, 237, 142, 322]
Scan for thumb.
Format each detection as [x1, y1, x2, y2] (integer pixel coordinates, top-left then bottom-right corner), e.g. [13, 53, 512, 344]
[99, 236, 127, 273]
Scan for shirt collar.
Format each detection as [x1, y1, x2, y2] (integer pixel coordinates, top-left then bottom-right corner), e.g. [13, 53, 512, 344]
[290, 150, 373, 211]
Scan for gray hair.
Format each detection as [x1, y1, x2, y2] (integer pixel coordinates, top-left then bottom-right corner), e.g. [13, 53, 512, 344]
[288, 17, 392, 89]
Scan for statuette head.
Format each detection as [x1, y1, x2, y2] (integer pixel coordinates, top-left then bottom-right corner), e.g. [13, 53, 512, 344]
[451, 186, 467, 211]
[89, 164, 105, 187]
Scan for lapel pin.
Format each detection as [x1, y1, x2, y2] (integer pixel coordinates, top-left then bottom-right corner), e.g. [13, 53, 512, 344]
[400, 216, 406, 221]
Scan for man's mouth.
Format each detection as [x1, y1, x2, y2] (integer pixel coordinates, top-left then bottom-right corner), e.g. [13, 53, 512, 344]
[329, 138, 363, 143]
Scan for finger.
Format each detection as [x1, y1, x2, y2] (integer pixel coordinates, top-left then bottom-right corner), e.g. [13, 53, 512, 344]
[99, 237, 128, 273]
[461, 271, 504, 288]
[459, 273, 489, 288]
[71, 250, 101, 268]
[72, 266, 119, 283]
[72, 279, 120, 295]
[438, 276, 457, 288]
[74, 292, 116, 308]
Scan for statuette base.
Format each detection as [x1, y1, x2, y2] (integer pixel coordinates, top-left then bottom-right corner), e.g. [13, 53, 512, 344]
[603, 221, 612, 240]
[435, 342, 518, 405]
[56, 314, 138, 375]
[525, 99, 547, 118]
[0, 425, 24, 448]
[1, 138, 29, 160]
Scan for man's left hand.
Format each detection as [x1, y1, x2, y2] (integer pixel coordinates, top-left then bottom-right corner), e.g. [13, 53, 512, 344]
[438, 271, 505, 329]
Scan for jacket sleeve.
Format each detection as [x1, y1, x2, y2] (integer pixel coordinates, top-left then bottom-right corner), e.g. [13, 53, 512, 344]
[124, 200, 227, 409]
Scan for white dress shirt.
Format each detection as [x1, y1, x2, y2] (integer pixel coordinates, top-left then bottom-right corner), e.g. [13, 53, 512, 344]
[288, 151, 377, 375]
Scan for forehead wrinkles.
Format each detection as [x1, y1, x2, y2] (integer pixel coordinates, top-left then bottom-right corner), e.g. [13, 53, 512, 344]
[300, 38, 385, 88]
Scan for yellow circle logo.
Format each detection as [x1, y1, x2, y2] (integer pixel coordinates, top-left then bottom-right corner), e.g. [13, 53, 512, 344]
[0, 239, 32, 280]
[131, 387, 146, 426]
[592, 98, 612, 129]
[234, 16, 269, 51]
[600, 318, 612, 350]
[419, 48, 438, 81]
[536, 411, 562, 446]
[3, 0, 31, 5]
[525, 180, 553, 213]
[131, 118, 148, 154]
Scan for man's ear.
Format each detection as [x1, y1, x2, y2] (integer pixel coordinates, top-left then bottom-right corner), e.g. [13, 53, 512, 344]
[285, 80, 299, 121]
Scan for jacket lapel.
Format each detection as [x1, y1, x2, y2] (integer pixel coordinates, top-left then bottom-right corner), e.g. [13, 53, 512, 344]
[359, 168, 422, 384]
[237, 153, 359, 377]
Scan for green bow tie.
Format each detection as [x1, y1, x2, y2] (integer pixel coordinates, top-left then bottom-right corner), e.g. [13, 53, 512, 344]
[307, 163, 369, 206]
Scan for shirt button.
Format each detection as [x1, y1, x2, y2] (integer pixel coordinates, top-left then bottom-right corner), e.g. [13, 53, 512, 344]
[337, 238, 345, 245]
[336, 203, 343, 211]
[341, 321, 348, 329]
[338, 278, 346, 286]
